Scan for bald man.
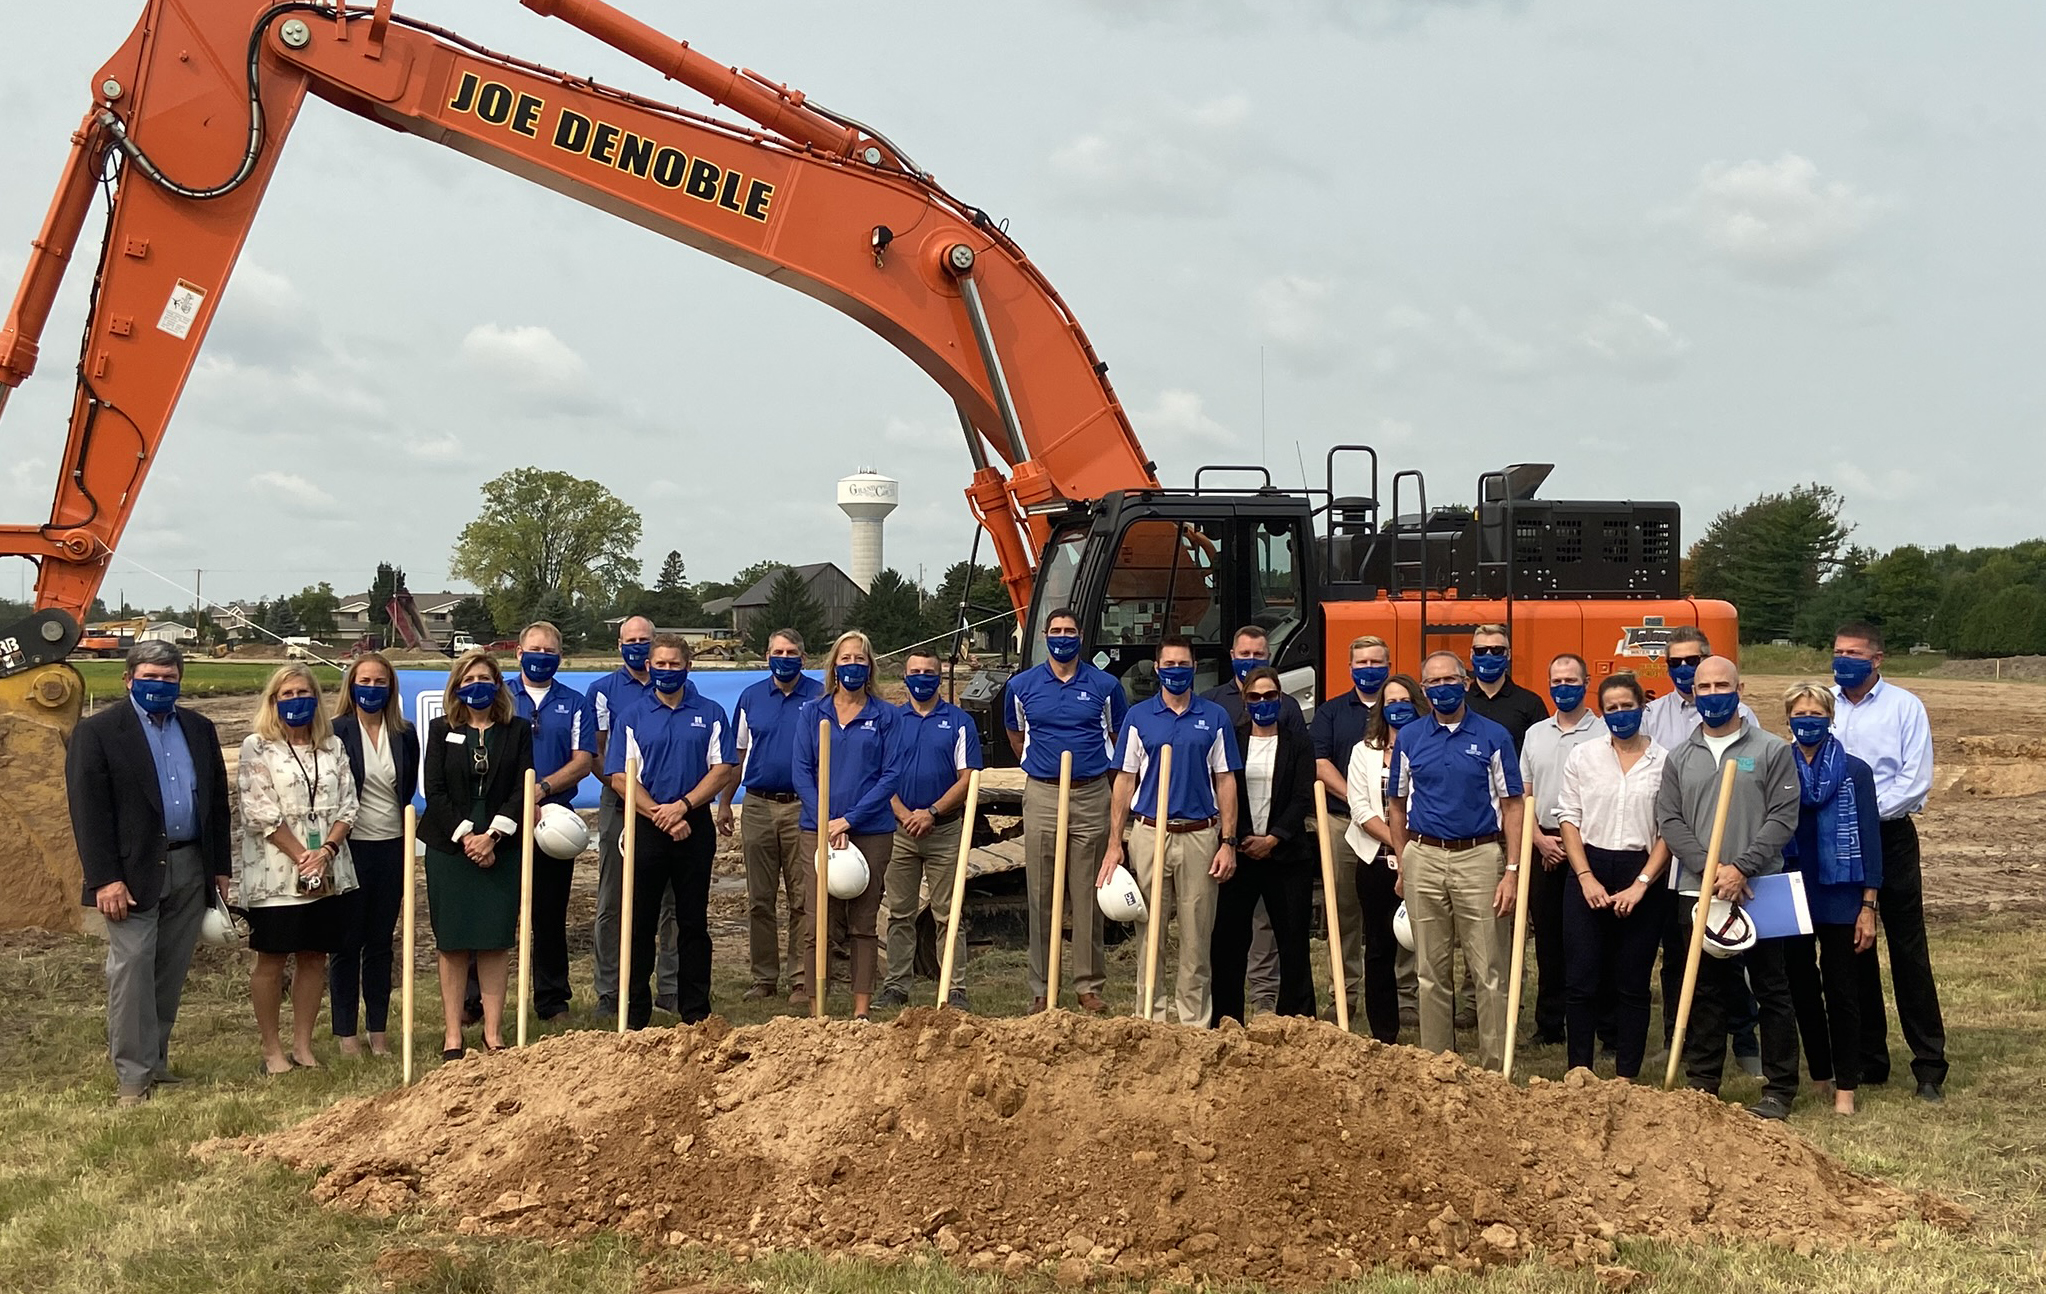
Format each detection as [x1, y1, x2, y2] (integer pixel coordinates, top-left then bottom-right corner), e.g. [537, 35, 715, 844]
[1653, 656, 1802, 1118]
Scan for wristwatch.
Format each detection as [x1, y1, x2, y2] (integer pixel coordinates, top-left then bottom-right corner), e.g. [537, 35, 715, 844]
[1636, 873, 1654, 887]
[1862, 898, 1880, 913]
[1220, 834, 1239, 847]
[536, 777, 552, 798]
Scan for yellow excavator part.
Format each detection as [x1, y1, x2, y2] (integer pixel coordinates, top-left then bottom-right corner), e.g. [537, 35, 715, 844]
[0, 663, 86, 932]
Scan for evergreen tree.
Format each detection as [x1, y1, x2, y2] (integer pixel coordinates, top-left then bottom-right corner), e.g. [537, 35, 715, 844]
[848, 568, 929, 657]
[451, 596, 498, 641]
[746, 568, 828, 655]
[263, 597, 302, 638]
[1687, 484, 1850, 642]
[368, 562, 406, 630]
[654, 549, 687, 592]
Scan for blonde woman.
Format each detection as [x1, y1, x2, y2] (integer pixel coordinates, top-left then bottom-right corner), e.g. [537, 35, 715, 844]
[328, 652, 419, 1057]
[419, 651, 533, 1058]
[237, 664, 359, 1075]
[791, 630, 897, 1019]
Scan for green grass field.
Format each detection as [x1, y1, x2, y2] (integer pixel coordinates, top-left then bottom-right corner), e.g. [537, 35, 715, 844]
[70, 660, 349, 699]
[1736, 644, 1950, 678]
[3, 912, 2042, 1293]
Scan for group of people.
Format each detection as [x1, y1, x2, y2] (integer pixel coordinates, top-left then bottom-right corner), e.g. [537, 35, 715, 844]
[72, 613, 1948, 1118]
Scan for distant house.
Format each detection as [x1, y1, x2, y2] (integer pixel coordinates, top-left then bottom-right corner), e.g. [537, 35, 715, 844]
[729, 562, 861, 641]
[209, 602, 259, 641]
[334, 591, 471, 645]
[699, 597, 735, 629]
[140, 620, 197, 644]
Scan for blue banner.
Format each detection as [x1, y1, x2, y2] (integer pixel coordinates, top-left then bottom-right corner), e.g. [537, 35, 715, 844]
[395, 667, 818, 809]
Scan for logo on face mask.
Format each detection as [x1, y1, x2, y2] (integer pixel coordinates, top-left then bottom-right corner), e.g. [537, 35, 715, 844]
[1603, 707, 1644, 740]
[1045, 634, 1082, 663]
[1156, 665, 1195, 695]
[1695, 692, 1742, 727]
[456, 681, 499, 711]
[620, 642, 652, 671]
[1425, 682, 1467, 715]
[1231, 656, 1269, 682]
[1471, 652, 1508, 684]
[1832, 655, 1875, 691]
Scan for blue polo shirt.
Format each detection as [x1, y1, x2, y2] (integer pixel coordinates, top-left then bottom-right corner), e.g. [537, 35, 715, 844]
[1004, 661, 1128, 780]
[1387, 710, 1522, 841]
[513, 679, 596, 807]
[1309, 687, 1379, 817]
[1115, 693, 1241, 823]
[794, 694, 899, 835]
[133, 699, 198, 841]
[587, 665, 653, 738]
[888, 699, 984, 812]
[733, 673, 825, 794]
[602, 683, 734, 806]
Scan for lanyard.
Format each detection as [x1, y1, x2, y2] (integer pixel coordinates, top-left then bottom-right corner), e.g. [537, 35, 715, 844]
[285, 741, 320, 808]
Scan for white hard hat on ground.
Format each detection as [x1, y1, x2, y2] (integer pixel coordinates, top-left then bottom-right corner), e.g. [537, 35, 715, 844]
[534, 802, 591, 860]
[827, 842, 871, 900]
[1097, 865, 1147, 923]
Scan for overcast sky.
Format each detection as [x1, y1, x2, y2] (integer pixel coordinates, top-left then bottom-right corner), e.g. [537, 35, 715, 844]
[3, 1, 2040, 610]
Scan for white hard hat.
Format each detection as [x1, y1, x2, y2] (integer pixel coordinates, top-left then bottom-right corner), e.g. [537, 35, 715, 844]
[1392, 901, 1414, 952]
[826, 842, 870, 900]
[1702, 897, 1758, 959]
[534, 803, 591, 860]
[200, 895, 249, 950]
[1096, 865, 1148, 923]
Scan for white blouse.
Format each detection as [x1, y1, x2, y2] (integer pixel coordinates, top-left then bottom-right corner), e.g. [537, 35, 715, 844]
[236, 734, 360, 908]
[1555, 738, 1668, 852]
[1244, 734, 1278, 835]
[1344, 740, 1390, 860]
[354, 720, 404, 842]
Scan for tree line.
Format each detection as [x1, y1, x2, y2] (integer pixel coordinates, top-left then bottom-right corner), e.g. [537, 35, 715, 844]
[1686, 483, 2046, 656]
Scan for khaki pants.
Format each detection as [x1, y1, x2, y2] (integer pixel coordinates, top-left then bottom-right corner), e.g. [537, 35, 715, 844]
[881, 814, 966, 998]
[1128, 821, 1221, 1027]
[1024, 776, 1109, 999]
[742, 796, 807, 992]
[1402, 840, 1509, 1070]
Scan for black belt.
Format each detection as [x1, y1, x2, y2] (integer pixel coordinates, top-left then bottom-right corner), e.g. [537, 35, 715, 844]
[1030, 771, 1106, 787]
[749, 790, 800, 804]
[166, 839, 200, 850]
[1411, 832, 1503, 851]
[1137, 815, 1218, 834]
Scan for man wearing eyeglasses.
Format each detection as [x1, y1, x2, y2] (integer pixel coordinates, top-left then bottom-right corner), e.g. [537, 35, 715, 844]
[1642, 626, 1755, 753]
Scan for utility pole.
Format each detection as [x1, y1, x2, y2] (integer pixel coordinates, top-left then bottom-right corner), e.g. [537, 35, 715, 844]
[193, 570, 202, 648]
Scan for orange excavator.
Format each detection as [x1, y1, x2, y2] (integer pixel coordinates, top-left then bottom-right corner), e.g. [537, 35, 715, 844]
[0, 0, 1735, 929]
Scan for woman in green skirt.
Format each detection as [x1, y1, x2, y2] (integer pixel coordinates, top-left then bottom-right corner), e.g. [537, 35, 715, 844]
[420, 650, 533, 1058]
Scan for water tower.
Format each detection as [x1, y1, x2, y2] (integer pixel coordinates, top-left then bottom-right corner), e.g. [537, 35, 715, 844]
[836, 469, 899, 591]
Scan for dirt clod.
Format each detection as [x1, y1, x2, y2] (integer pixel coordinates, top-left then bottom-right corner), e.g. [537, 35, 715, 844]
[242, 1011, 1954, 1287]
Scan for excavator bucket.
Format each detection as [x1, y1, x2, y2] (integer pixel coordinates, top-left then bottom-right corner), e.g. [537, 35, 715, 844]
[0, 663, 87, 932]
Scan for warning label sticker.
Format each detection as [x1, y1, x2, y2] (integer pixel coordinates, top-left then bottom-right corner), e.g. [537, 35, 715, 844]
[156, 279, 205, 339]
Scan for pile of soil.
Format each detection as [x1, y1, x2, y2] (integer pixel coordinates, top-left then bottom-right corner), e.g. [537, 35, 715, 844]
[238, 1012, 1960, 1286]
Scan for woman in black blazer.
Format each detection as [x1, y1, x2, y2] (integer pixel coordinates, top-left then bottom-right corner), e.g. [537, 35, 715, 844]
[328, 651, 423, 1057]
[1211, 666, 1320, 1024]
[420, 651, 533, 1058]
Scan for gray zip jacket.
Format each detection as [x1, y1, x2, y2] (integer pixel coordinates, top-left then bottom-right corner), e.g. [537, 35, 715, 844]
[1654, 720, 1801, 894]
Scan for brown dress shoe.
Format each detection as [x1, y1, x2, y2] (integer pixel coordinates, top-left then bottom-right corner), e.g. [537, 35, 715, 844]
[1076, 992, 1109, 1015]
[1029, 996, 1048, 1015]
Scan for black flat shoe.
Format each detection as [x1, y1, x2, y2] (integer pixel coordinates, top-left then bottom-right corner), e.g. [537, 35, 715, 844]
[441, 1047, 466, 1061]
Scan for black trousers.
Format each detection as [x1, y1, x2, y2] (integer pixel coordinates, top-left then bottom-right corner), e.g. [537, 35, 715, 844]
[1662, 912, 1758, 1055]
[1676, 898, 1799, 1102]
[1787, 923, 1863, 1090]
[1212, 851, 1316, 1025]
[628, 810, 715, 1029]
[329, 835, 405, 1036]
[1528, 834, 1568, 1040]
[1858, 816, 1948, 1085]
[530, 854, 575, 1016]
[1561, 846, 1667, 1077]
[1356, 852, 1402, 1044]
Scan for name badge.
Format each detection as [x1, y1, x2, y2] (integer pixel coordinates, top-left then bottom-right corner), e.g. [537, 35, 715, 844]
[446, 732, 467, 745]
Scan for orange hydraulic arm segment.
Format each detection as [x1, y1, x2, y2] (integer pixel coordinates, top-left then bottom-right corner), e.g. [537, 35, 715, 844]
[0, 0, 1159, 636]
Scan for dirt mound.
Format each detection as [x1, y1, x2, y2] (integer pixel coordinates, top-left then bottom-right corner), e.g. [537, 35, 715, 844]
[238, 1012, 1959, 1285]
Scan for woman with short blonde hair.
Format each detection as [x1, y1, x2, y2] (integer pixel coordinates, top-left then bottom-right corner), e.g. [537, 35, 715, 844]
[237, 664, 359, 1073]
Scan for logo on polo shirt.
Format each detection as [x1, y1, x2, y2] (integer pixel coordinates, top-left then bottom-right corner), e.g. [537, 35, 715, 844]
[939, 719, 952, 729]
[1195, 719, 1210, 730]
[691, 716, 705, 727]
[1466, 743, 1483, 757]
[1079, 691, 1092, 701]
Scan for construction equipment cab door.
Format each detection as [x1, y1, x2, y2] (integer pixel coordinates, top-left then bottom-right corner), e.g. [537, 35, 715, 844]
[1093, 515, 1229, 701]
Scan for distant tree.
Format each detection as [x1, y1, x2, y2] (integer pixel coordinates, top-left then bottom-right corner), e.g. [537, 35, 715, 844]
[451, 596, 497, 642]
[746, 568, 828, 655]
[368, 562, 406, 630]
[1688, 484, 1851, 643]
[449, 467, 644, 632]
[654, 549, 687, 592]
[729, 560, 789, 597]
[289, 581, 340, 637]
[263, 597, 302, 638]
[527, 589, 596, 649]
[87, 597, 110, 622]
[929, 560, 1009, 642]
[848, 568, 929, 657]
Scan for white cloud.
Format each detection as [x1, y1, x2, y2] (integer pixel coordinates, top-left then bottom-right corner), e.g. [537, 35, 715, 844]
[458, 323, 591, 396]
[1578, 301, 1690, 378]
[1835, 463, 1921, 504]
[1130, 389, 1237, 448]
[248, 470, 339, 515]
[1679, 154, 1885, 280]
[1048, 93, 1275, 217]
[400, 432, 462, 462]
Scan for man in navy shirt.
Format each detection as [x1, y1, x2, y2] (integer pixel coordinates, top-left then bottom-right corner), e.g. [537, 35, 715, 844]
[717, 627, 825, 1005]
[1099, 635, 1241, 1026]
[1387, 650, 1526, 1071]
[875, 647, 984, 1011]
[508, 620, 597, 1020]
[604, 634, 735, 1028]
[1309, 633, 1392, 1031]
[1005, 607, 1129, 1014]
[587, 615, 671, 1017]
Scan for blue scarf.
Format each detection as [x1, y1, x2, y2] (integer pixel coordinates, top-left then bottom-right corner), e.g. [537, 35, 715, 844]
[1795, 736, 1863, 887]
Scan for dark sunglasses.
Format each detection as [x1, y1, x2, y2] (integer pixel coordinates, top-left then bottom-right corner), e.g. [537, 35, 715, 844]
[1471, 646, 1508, 658]
[1666, 654, 1704, 668]
[1245, 690, 1282, 702]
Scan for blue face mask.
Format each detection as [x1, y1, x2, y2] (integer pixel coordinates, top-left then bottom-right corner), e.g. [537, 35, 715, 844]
[1045, 633, 1081, 663]
[1247, 698, 1284, 727]
[1425, 681, 1467, 715]
[1695, 691, 1742, 727]
[1157, 664, 1195, 695]
[650, 667, 688, 695]
[1471, 651, 1508, 684]
[1231, 655, 1269, 683]
[456, 681, 499, 711]
[1382, 700, 1420, 730]
[1351, 664, 1389, 695]
[129, 677, 180, 715]
[1832, 655, 1875, 691]
[835, 663, 871, 692]
[905, 673, 941, 702]
[277, 695, 319, 727]
[1603, 707, 1644, 740]
[768, 654, 804, 682]
[1550, 683, 1587, 714]
[519, 651, 560, 684]
[1790, 715, 1831, 747]
[350, 683, 390, 714]
[1668, 659, 1699, 695]
[620, 641, 652, 671]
